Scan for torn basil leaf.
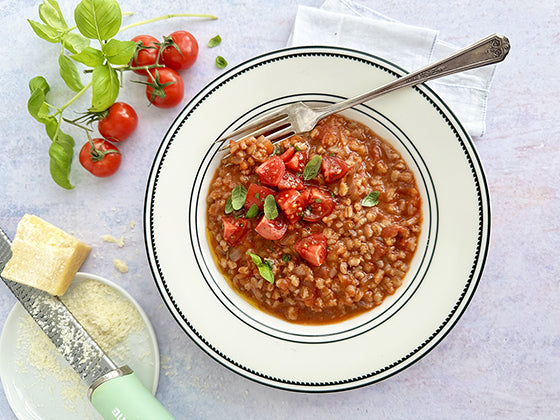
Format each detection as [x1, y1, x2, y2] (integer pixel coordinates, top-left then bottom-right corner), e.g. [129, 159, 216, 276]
[303, 155, 322, 180]
[246, 252, 274, 284]
[361, 191, 380, 207]
[231, 184, 247, 211]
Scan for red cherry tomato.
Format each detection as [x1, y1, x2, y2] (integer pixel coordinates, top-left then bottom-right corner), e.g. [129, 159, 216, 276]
[79, 138, 121, 177]
[255, 215, 287, 241]
[98, 102, 138, 142]
[130, 35, 160, 75]
[222, 216, 249, 246]
[145, 68, 184, 108]
[321, 155, 350, 183]
[294, 233, 328, 266]
[245, 183, 275, 211]
[256, 156, 285, 187]
[160, 31, 199, 71]
[302, 186, 336, 222]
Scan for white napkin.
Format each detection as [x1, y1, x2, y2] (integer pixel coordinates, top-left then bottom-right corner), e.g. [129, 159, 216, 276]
[288, 0, 496, 138]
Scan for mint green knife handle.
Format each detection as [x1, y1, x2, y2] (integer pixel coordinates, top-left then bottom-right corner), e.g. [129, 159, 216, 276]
[91, 371, 175, 420]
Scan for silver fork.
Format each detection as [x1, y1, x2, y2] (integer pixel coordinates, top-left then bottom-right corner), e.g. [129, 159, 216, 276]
[216, 33, 510, 149]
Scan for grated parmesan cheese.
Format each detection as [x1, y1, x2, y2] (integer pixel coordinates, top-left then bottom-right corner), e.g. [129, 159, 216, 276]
[15, 278, 145, 414]
[113, 259, 129, 273]
[101, 234, 124, 248]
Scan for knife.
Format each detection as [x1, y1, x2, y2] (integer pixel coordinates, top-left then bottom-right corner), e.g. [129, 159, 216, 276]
[0, 227, 175, 420]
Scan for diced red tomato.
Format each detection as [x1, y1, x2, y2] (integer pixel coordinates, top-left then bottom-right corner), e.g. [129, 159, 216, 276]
[244, 183, 275, 211]
[279, 146, 295, 162]
[255, 215, 288, 240]
[256, 156, 285, 187]
[285, 212, 302, 225]
[321, 155, 350, 183]
[277, 171, 305, 191]
[302, 186, 336, 222]
[294, 233, 328, 266]
[284, 151, 307, 173]
[222, 216, 249, 246]
[275, 189, 309, 216]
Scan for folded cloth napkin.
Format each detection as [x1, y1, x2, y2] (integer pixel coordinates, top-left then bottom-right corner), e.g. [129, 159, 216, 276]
[288, 0, 496, 138]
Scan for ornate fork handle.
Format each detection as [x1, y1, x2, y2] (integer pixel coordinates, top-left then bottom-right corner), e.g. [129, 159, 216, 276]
[318, 33, 510, 117]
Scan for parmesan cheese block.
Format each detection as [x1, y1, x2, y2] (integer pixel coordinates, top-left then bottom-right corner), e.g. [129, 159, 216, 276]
[1, 214, 91, 295]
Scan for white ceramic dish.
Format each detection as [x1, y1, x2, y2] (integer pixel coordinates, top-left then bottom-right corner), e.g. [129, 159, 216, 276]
[144, 46, 490, 392]
[0, 272, 160, 419]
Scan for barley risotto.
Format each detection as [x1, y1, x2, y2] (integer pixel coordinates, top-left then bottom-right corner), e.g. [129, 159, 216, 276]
[206, 114, 422, 324]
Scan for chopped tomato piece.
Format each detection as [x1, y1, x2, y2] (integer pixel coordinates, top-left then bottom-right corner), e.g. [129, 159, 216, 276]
[256, 156, 285, 187]
[284, 150, 307, 173]
[275, 189, 309, 217]
[321, 155, 350, 183]
[244, 183, 275, 211]
[285, 212, 302, 225]
[222, 216, 249, 246]
[277, 171, 305, 191]
[279, 146, 295, 162]
[294, 233, 328, 266]
[381, 224, 410, 239]
[255, 215, 287, 240]
[302, 186, 336, 222]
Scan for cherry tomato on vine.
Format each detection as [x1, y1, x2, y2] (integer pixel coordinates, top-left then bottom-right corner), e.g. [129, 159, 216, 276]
[160, 31, 199, 71]
[145, 68, 184, 108]
[79, 138, 122, 177]
[98, 102, 138, 142]
[130, 35, 160, 75]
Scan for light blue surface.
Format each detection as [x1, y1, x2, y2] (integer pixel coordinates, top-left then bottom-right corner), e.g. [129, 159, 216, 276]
[0, 1, 558, 419]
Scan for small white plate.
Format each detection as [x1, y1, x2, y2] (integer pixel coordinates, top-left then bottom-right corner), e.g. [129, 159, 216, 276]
[0, 272, 160, 420]
[144, 46, 490, 392]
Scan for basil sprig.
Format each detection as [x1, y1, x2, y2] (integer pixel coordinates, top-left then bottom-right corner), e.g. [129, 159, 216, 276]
[27, 0, 217, 188]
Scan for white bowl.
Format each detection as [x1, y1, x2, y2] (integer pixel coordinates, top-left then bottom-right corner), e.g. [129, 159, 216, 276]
[144, 46, 490, 392]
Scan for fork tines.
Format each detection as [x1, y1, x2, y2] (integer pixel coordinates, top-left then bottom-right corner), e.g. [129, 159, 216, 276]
[216, 110, 295, 152]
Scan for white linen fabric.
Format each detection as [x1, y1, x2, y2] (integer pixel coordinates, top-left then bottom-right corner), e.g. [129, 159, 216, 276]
[288, 0, 497, 137]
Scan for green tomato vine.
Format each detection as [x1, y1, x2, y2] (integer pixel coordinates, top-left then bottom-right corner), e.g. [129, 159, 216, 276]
[27, 0, 217, 189]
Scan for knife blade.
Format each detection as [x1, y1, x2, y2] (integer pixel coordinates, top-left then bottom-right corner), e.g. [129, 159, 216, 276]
[0, 227, 174, 419]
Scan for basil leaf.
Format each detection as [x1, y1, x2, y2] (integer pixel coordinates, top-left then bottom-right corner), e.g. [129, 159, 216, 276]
[231, 185, 247, 211]
[74, 0, 122, 41]
[246, 204, 259, 219]
[282, 253, 292, 262]
[208, 35, 221, 48]
[62, 32, 90, 54]
[59, 54, 84, 92]
[224, 197, 234, 214]
[28, 19, 59, 43]
[39, 0, 67, 31]
[246, 252, 274, 284]
[263, 195, 278, 220]
[102, 39, 136, 65]
[47, 124, 75, 189]
[215, 56, 228, 69]
[28, 76, 51, 123]
[361, 191, 380, 207]
[71, 46, 104, 66]
[303, 155, 322, 180]
[90, 64, 119, 112]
